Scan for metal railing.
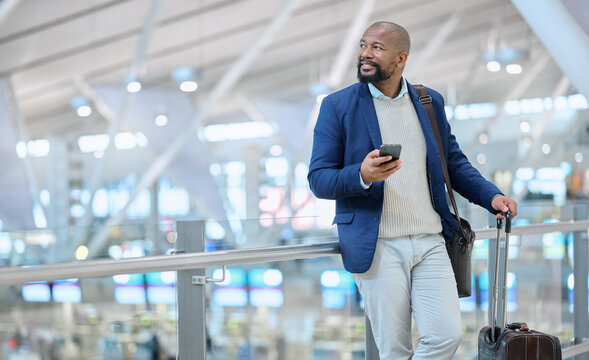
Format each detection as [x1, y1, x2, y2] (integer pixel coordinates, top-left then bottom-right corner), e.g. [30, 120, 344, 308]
[0, 240, 340, 285]
[1, 220, 585, 285]
[0, 219, 587, 359]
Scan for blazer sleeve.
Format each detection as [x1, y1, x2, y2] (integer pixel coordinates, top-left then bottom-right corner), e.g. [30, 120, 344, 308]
[307, 96, 370, 200]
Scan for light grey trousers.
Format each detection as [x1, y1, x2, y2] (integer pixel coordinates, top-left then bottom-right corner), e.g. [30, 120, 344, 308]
[352, 233, 462, 360]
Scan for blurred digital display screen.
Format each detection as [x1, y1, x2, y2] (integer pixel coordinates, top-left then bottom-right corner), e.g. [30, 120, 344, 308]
[53, 279, 81, 303]
[248, 269, 283, 288]
[322, 288, 347, 309]
[320, 270, 357, 309]
[320, 270, 356, 290]
[114, 285, 146, 304]
[147, 286, 175, 304]
[145, 271, 176, 285]
[250, 288, 284, 307]
[212, 287, 247, 307]
[113, 273, 144, 285]
[22, 282, 51, 302]
[215, 268, 247, 287]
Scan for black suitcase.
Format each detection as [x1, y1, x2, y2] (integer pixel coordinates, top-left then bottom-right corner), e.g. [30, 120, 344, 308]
[478, 213, 562, 360]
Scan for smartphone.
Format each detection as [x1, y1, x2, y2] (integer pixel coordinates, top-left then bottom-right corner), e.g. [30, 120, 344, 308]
[379, 144, 402, 163]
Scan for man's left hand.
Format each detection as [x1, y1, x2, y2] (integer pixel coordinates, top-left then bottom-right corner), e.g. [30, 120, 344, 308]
[491, 195, 518, 219]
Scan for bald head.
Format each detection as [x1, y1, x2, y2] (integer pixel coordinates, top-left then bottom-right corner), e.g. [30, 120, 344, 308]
[368, 21, 411, 54]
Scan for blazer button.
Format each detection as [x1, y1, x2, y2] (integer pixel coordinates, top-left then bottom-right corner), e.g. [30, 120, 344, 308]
[374, 215, 379, 221]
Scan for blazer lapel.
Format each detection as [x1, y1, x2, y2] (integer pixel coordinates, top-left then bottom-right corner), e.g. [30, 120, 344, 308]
[358, 83, 382, 149]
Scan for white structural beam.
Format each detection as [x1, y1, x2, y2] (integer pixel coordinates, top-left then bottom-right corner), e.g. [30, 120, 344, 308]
[511, 0, 589, 100]
[1, 77, 46, 227]
[87, 0, 304, 257]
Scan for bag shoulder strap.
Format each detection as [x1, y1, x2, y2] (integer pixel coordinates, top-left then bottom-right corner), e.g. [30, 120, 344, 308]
[413, 84, 462, 225]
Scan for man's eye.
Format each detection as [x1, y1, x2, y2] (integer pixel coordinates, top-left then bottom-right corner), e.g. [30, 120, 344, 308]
[374, 46, 381, 50]
[360, 44, 366, 48]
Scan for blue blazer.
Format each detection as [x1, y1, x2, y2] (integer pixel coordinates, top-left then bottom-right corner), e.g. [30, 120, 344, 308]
[308, 81, 501, 273]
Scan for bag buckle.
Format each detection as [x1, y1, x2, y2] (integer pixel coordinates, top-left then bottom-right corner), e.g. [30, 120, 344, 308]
[419, 95, 432, 104]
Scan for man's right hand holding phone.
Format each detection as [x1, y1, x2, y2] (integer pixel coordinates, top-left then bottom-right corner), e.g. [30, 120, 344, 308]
[360, 149, 402, 184]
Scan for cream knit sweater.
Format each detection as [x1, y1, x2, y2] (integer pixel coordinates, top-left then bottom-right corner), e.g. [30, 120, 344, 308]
[374, 94, 442, 238]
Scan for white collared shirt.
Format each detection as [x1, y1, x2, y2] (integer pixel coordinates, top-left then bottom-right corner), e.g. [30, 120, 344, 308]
[368, 76, 408, 100]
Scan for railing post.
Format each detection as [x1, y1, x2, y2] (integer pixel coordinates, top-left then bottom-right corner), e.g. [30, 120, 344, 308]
[573, 204, 588, 360]
[176, 220, 207, 359]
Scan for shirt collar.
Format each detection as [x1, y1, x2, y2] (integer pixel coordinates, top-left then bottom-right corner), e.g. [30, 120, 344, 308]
[368, 76, 408, 100]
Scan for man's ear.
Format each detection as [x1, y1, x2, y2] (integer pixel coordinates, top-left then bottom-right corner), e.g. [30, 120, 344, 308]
[397, 51, 408, 68]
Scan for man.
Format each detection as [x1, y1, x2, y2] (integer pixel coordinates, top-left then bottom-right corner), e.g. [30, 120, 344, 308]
[307, 21, 517, 359]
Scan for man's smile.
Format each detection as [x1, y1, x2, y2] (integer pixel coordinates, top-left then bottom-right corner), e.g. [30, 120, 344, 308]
[360, 60, 378, 71]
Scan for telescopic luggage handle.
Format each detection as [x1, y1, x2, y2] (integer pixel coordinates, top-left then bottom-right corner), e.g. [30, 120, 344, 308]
[497, 212, 512, 233]
[491, 212, 512, 342]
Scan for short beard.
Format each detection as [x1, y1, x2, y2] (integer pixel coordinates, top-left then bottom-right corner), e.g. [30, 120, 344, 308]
[357, 60, 392, 83]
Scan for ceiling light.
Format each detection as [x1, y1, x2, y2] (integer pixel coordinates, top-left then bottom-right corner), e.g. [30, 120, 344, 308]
[155, 114, 168, 127]
[126, 80, 142, 93]
[575, 152, 583, 163]
[172, 67, 199, 92]
[179, 81, 198, 92]
[478, 132, 488, 144]
[77, 105, 92, 117]
[70, 96, 93, 117]
[486, 61, 501, 72]
[125, 74, 142, 93]
[506, 64, 523, 74]
[482, 47, 528, 74]
[541, 143, 551, 154]
[519, 121, 530, 133]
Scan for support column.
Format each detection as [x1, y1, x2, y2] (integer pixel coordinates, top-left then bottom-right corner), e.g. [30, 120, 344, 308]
[244, 145, 263, 240]
[149, 181, 161, 254]
[176, 220, 206, 359]
[573, 203, 588, 360]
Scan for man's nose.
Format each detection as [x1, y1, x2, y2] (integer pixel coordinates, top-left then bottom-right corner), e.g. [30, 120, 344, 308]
[360, 46, 372, 59]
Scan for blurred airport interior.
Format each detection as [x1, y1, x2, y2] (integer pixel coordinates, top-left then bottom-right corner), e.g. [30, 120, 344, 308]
[0, 0, 588, 358]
